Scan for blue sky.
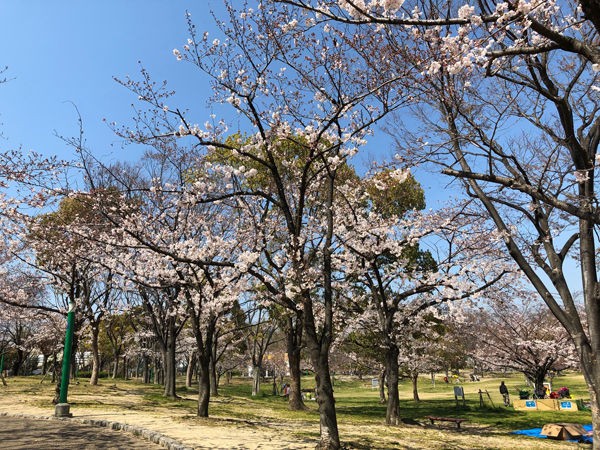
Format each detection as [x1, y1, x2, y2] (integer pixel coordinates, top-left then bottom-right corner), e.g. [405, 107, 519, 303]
[0, 1, 220, 162]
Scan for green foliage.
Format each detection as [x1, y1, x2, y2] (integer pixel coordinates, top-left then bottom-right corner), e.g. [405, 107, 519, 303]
[77, 371, 110, 379]
[365, 171, 425, 219]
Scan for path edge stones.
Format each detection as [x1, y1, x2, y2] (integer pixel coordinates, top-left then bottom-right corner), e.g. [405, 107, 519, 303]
[0, 411, 194, 450]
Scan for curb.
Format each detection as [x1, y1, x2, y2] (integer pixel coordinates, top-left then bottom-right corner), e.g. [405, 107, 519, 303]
[0, 412, 194, 450]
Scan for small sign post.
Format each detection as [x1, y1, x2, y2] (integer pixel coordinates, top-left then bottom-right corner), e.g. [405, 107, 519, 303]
[454, 386, 465, 407]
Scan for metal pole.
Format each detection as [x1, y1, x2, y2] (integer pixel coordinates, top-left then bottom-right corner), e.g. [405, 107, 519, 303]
[55, 301, 75, 417]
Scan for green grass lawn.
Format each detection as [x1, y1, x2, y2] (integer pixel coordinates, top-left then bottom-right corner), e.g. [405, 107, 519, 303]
[9, 370, 594, 433]
[141, 371, 592, 431]
[330, 372, 589, 430]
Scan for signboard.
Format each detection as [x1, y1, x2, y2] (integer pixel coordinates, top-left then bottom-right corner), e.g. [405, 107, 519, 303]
[559, 401, 578, 411]
[454, 386, 464, 397]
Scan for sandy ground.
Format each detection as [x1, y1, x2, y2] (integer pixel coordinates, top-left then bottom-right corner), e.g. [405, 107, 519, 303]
[0, 380, 586, 450]
[0, 415, 164, 449]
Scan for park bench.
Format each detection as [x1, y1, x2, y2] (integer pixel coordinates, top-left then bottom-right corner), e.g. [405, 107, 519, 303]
[301, 388, 316, 400]
[426, 416, 467, 429]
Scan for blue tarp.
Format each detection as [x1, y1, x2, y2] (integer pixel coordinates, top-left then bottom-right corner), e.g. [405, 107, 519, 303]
[513, 424, 592, 443]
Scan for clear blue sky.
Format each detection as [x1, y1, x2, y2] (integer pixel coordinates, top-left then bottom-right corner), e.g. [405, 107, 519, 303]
[0, 1, 221, 162]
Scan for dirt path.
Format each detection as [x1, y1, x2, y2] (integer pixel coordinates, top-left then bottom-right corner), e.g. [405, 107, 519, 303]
[0, 415, 164, 450]
[0, 392, 313, 449]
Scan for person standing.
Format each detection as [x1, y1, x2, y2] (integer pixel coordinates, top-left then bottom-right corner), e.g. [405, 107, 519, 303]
[499, 381, 510, 406]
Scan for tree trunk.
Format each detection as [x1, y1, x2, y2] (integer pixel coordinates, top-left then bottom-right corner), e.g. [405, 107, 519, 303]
[90, 325, 100, 385]
[162, 318, 177, 398]
[586, 383, 600, 449]
[252, 365, 261, 396]
[304, 301, 339, 449]
[379, 369, 386, 404]
[142, 355, 150, 384]
[154, 356, 162, 385]
[197, 352, 211, 417]
[411, 372, 420, 402]
[210, 355, 219, 396]
[11, 350, 24, 376]
[312, 352, 340, 450]
[51, 353, 57, 383]
[112, 354, 119, 379]
[286, 312, 306, 410]
[186, 353, 195, 388]
[531, 370, 547, 398]
[385, 345, 401, 425]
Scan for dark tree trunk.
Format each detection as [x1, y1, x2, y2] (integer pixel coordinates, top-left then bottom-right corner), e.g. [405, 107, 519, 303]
[385, 345, 400, 425]
[379, 369, 386, 404]
[209, 354, 218, 396]
[11, 349, 24, 376]
[42, 354, 49, 375]
[286, 312, 306, 410]
[51, 353, 57, 383]
[312, 350, 339, 450]
[411, 372, 420, 402]
[304, 298, 340, 449]
[186, 353, 195, 388]
[142, 355, 150, 384]
[163, 318, 178, 398]
[197, 352, 211, 417]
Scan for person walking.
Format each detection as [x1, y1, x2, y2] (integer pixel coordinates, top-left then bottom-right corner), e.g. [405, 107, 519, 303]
[499, 381, 510, 406]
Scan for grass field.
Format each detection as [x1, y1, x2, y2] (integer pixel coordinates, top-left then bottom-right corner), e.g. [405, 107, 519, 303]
[2, 371, 593, 449]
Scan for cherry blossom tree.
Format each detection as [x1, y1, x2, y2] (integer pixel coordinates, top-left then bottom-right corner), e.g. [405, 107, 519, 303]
[336, 169, 510, 424]
[461, 291, 579, 396]
[239, 296, 278, 396]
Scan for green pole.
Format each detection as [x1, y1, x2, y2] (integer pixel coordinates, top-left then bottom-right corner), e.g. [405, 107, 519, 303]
[55, 301, 75, 417]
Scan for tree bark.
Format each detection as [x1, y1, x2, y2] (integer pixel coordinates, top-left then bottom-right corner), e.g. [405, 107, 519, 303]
[112, 354, 119, 379]
[162, 317, 178, 398]
[186, 353, 195, 388]
[312, 350, 340, 450]
[252, 365, 261, 396]
[385, 345, 400, 425]
[142, 355, 150, 384]
[210, 354, 219, 396]
[90, 325, 100, 385]
[379, 369, 386, 404]
[286, 312, 306, 410]
[411, 372, 420, 402]
[197, 351, 211, 417]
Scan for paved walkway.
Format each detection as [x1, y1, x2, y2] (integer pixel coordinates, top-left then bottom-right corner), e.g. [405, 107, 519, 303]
[0, 415, 164, 449]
